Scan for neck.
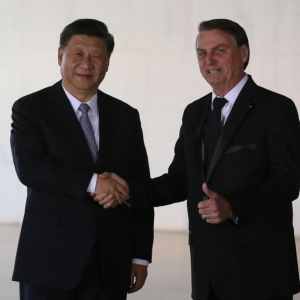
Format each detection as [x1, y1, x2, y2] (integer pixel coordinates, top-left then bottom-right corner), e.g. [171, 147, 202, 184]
[62, 83, 97, 102]
[213, 74, 245, 97]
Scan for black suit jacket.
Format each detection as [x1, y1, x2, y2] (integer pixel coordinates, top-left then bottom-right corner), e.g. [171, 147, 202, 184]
[10, 81, 154, 293]
[133, 76, 300, 300]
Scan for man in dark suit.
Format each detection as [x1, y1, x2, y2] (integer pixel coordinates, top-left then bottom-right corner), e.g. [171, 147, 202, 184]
[96, 19, 300, 300]
[10, 19, 154, 300]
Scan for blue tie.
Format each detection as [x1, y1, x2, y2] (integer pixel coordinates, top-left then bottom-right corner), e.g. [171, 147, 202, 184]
[78, 103, 98, 163]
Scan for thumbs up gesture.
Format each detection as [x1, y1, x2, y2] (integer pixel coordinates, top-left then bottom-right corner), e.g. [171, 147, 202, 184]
[198, 183, 233, 224]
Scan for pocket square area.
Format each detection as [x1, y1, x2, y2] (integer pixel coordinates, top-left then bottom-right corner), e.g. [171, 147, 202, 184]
[225, 144, 256, 154]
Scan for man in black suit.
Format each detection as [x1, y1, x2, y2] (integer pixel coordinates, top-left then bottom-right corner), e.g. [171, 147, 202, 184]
[10, 19, 154, 300]
[96, 19, 300, 300]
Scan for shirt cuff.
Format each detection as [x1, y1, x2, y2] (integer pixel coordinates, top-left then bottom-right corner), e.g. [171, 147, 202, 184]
[132, 259, 149, 266]
[87, 174, 98, 193]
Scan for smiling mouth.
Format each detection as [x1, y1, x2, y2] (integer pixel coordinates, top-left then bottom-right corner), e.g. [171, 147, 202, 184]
[76, 74, 93, 79]
[208, 69, 221, 74]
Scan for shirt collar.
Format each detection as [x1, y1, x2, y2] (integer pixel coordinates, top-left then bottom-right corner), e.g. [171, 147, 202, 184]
[212, 73, 248, 108]
[62, 84, 98, 116]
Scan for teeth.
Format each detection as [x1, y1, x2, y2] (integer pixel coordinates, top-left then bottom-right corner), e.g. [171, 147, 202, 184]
[208, 70, 219, 74]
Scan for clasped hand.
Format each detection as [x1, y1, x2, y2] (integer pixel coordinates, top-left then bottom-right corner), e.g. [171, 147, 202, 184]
[92, 172, 129, 208]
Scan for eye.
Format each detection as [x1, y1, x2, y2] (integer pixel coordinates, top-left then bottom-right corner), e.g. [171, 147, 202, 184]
[198, 51, 206, 58]
[92, 55, 100, 59]
[215, 48, 225, 54]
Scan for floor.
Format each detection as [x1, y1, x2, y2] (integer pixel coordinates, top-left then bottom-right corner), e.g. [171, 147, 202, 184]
[1, 225, 300, 300]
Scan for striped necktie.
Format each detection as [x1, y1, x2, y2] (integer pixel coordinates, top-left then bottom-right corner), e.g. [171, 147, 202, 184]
[78, 103, 98, 163]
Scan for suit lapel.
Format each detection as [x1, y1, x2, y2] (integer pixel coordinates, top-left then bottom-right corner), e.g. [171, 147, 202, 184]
[96, 90, 117, 172]
[194, 95, 211, 141]
[50, 82, 95, 168]
[193, 95, 211, 178]
[206, 77, 256, 182]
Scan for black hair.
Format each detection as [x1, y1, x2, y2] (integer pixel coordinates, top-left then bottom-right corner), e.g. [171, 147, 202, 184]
[60, 19, 114, 56]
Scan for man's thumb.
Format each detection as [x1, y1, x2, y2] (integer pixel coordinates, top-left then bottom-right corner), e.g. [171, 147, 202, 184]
[202, 183, 212, 197]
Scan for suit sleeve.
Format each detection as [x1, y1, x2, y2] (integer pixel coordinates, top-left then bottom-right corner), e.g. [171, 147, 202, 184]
[227, 98, 300, 222]
[10, 98, 92, 200]
[129, 110, 154, 262]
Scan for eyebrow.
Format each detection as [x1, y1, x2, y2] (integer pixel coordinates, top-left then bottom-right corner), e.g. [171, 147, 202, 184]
[197, 43, 228, 52]
[71, 45, 103, 52]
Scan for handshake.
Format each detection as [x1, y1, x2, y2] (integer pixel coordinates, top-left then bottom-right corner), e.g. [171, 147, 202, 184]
[91, 172, 129, 208]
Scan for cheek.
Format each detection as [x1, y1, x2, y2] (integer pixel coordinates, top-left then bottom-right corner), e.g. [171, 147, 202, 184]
[96, 64, 108, 75]
[197, 60, 203, 69]
[60, 58, 69, 69]
[199, 65, 206, 76]
[61, 65, 72, 77]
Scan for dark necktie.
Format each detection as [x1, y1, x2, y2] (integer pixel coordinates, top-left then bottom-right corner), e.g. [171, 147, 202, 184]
[204, 97, 227, 174]
[78, 103, 98, 163]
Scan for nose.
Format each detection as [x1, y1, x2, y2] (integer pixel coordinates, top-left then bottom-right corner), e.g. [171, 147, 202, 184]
[80, 55, 93, 69]
[205, 52, 215, 65]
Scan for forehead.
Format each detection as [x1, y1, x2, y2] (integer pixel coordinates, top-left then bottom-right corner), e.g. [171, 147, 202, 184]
[67, 34, 106, 50]
[197, 29, 236, 50]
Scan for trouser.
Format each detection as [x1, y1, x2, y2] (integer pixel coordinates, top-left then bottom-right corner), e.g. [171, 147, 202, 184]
[208, 284, 293, 300]
[19, 246, 127, 300]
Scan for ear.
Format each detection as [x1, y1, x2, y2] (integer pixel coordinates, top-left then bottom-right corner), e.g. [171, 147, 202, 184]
[105, 58, 110, 72]
[58, 46, 63, 66]
[240, 44, 249, 64]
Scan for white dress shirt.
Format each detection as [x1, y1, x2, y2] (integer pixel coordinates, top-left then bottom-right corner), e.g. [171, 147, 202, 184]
[211, 73, 248, 124]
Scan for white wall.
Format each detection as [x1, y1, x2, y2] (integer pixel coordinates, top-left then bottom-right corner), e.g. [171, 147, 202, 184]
[1, 0, 300, 233]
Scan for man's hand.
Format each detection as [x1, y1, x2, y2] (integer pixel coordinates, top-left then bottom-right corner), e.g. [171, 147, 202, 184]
[198, 183, 232, 224]
[128, 263, 148, 293]
[93, 172, 129, 208]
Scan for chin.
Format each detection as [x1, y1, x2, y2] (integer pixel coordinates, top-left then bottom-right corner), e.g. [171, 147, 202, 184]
[207, 79, 222, 87]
